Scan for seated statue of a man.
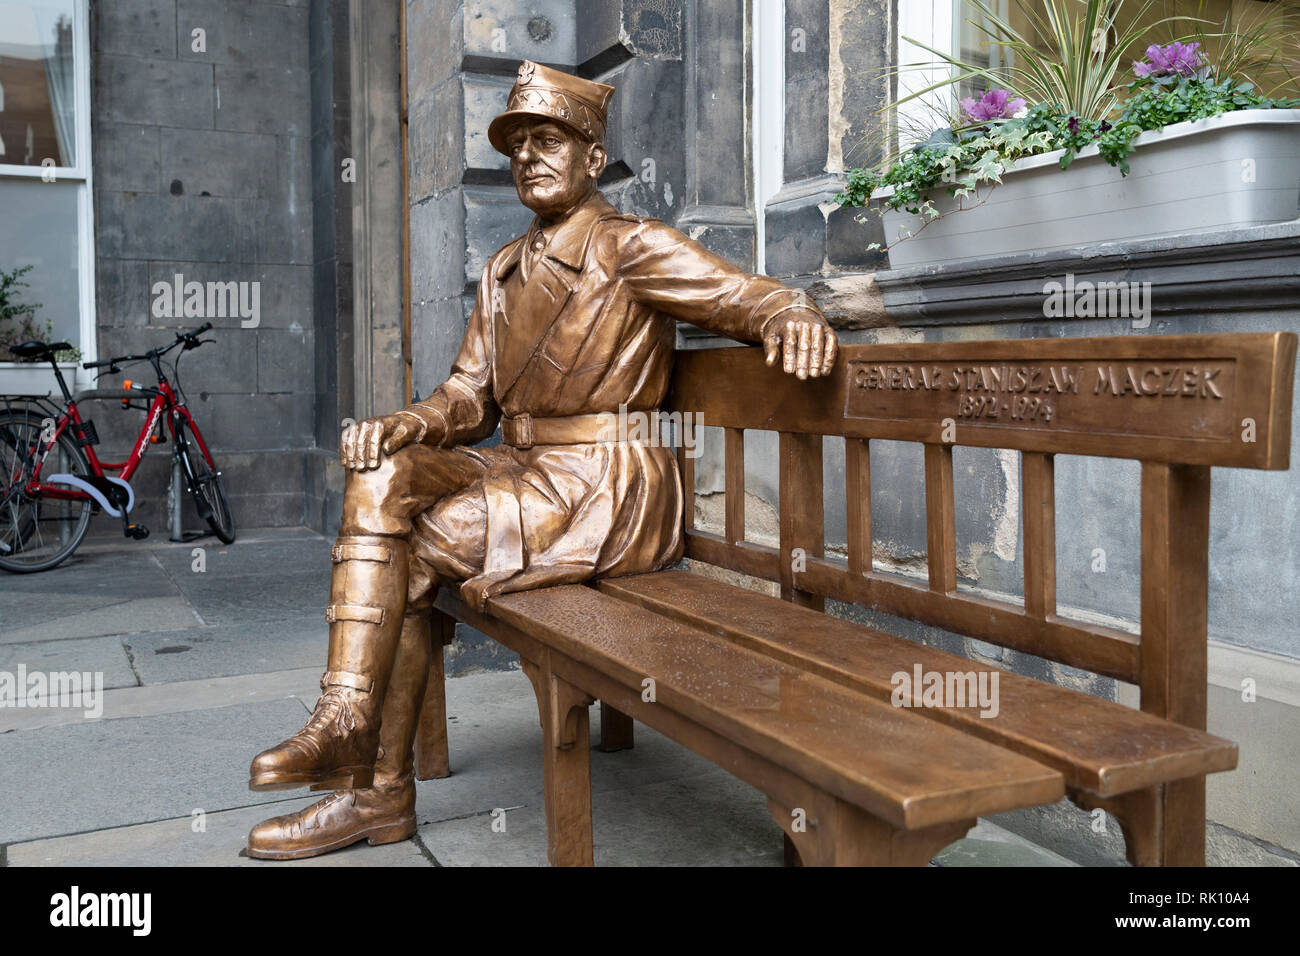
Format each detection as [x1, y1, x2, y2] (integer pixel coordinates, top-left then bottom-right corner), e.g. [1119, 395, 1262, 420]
[245, 61, 838, 859]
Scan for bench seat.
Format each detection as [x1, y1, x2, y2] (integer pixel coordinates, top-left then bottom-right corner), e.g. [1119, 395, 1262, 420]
[436, 582, 1064, 861]
[599, 570, 1238, 799]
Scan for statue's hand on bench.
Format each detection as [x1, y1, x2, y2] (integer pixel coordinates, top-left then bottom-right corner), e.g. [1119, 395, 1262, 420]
[762, 314, 838, 380]
[340, 413, 440, 471]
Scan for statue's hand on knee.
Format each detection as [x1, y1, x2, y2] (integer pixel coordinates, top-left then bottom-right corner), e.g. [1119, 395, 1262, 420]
[341, 414, 432, 471]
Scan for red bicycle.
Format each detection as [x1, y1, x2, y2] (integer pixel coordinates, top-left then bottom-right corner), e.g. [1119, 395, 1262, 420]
[0, 323, 235, 573]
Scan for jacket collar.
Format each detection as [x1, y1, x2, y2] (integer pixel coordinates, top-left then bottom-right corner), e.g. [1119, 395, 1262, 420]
[494, 191, 617, 280]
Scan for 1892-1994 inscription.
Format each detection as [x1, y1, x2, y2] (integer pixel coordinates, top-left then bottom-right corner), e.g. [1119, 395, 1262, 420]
[844, 359, 1235, 438]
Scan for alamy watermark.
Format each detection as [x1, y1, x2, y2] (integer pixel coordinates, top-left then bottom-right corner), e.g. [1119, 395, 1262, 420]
[1042, 273, 1152, 329]
[151, 273, 260, 328]
[50, 886, 150, 936]
[891, 664, 1000, 718]
[0, 667, 104, 719]
[592, 404, 703, 458]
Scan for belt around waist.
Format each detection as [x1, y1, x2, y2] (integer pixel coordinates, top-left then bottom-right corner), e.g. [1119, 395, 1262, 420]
[500, 410, 661, 449]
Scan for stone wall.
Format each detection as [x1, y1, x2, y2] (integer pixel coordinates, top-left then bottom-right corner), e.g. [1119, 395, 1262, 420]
[90, 0, 317, 534]
[758, 0, 891, 285]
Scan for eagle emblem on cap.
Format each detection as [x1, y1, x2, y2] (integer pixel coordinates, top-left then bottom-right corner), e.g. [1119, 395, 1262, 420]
[517, 61, 536, 85]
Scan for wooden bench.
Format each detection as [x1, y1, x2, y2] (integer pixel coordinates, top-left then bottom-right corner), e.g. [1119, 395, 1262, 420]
[414, 330, 1296, 866]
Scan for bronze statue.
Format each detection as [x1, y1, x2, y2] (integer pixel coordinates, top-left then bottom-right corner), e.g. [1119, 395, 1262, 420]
[245, 61, 837, 859]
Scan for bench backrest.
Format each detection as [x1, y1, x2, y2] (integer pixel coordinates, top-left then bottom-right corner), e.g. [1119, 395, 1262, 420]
[666, 332, 1296, 732]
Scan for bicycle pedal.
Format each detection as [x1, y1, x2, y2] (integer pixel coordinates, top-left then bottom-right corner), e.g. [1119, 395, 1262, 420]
[125, 524, 150, 540]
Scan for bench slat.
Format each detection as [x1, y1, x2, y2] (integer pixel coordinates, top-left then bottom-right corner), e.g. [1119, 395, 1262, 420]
[685, 531, 1143, 682]
[1022, 452, 1057, 619]
[598, 571, 1238, 796]
[476, 584, 1063, 830]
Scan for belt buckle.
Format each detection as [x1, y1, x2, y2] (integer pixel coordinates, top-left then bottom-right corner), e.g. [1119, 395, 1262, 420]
[511, 412, 534, 449]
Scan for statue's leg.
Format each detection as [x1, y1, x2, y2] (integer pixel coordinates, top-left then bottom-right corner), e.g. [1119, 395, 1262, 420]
[246, 447, 484, 860]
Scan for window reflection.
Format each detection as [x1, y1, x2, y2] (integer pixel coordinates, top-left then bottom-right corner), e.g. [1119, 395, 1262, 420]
[0, 0, 77, 167]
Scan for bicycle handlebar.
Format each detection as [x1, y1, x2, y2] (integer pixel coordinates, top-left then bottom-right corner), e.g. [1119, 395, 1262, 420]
[82, 323, 214, 371]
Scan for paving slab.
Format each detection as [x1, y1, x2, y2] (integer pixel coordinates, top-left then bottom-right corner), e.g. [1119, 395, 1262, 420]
[125, 618, 325, 684]
[420, 771, 785, 867]
[0, 635, 137, 691]
[933, 820, 1078, 867]
[0, 593, 121, 635]
[170, 569, 327, 626]
[0, 667, 321, 733]
[149, 536, 331, 580]
[0, 549, 178, 599]
[7, 798, 431, 867]
[0, 595, 202, 644]
[0, 698, 311, 844]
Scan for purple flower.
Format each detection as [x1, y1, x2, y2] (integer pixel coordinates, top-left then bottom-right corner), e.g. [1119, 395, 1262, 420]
[1134, 41, 1205, 78]
[960, 88, 1027, 123]
[1066, 116, 1080, 135]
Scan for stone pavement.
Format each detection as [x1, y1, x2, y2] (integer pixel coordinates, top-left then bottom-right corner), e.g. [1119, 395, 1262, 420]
[0, 527, 1072, 867]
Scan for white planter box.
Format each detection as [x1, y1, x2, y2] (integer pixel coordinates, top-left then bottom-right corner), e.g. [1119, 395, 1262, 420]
[0, 362, 75, 399]
[876, 109, 1300, 269]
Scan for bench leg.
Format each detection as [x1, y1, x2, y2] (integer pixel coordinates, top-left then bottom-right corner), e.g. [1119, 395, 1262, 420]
[522, 655, 596, 866]
[768, 794, 972, 867]
[414, 609, 456, 781]
[1160, 779, 1206, 866]
[783, 833, 803, 867]
[598, 701, 634, 752]
[1071, 787, 1162, 867]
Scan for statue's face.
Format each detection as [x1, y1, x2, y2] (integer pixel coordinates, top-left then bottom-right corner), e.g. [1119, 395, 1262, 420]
[505, 119, 606, 219]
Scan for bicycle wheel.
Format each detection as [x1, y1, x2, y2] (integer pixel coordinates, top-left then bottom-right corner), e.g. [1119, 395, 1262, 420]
[174, 418, 236, 544]
[0, 409, 94, 572]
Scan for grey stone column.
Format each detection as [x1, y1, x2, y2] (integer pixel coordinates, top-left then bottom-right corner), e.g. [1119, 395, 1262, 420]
[678, 0, 755, 267]
[311, 0, 353, 453]
[764, 0, 890, 283]
[348, 0, 405, 421]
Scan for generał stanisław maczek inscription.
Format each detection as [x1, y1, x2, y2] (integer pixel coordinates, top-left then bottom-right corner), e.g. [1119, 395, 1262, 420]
[846, 357, 1235, 439]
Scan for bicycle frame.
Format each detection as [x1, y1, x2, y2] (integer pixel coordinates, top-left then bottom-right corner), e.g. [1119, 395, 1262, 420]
[20, 383, 211, 503]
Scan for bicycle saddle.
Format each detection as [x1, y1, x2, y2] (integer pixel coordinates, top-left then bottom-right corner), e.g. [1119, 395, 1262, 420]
[9, 340, 72, 361]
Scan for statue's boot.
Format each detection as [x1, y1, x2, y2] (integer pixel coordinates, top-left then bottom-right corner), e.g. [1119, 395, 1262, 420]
[246, 611, 433, 860]
[248, 534, 410, 792]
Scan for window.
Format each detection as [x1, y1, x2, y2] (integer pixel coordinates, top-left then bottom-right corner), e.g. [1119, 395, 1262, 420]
[954, 0, 1011, 103]
[0, 0, 94, 378]
[897, 0, 1013, 144]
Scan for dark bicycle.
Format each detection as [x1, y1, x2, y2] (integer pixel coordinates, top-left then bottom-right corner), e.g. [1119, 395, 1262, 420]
[0, 323, 235, 573]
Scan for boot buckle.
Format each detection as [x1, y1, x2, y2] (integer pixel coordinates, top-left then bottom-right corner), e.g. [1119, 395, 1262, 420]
[331, 543, 393, 564]
[325, 604, 385, 625]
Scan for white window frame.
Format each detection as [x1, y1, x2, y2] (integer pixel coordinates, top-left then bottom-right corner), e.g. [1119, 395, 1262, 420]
[897, 0, 957, 148]
[0, 0, 96, 391]
[896, 0, 1012, 148]
[751, 0, 784, 276]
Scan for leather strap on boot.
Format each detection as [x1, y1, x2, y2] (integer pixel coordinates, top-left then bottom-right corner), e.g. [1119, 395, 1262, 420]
[323, 535, 410, 694]
[320, 670, 374, 693]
